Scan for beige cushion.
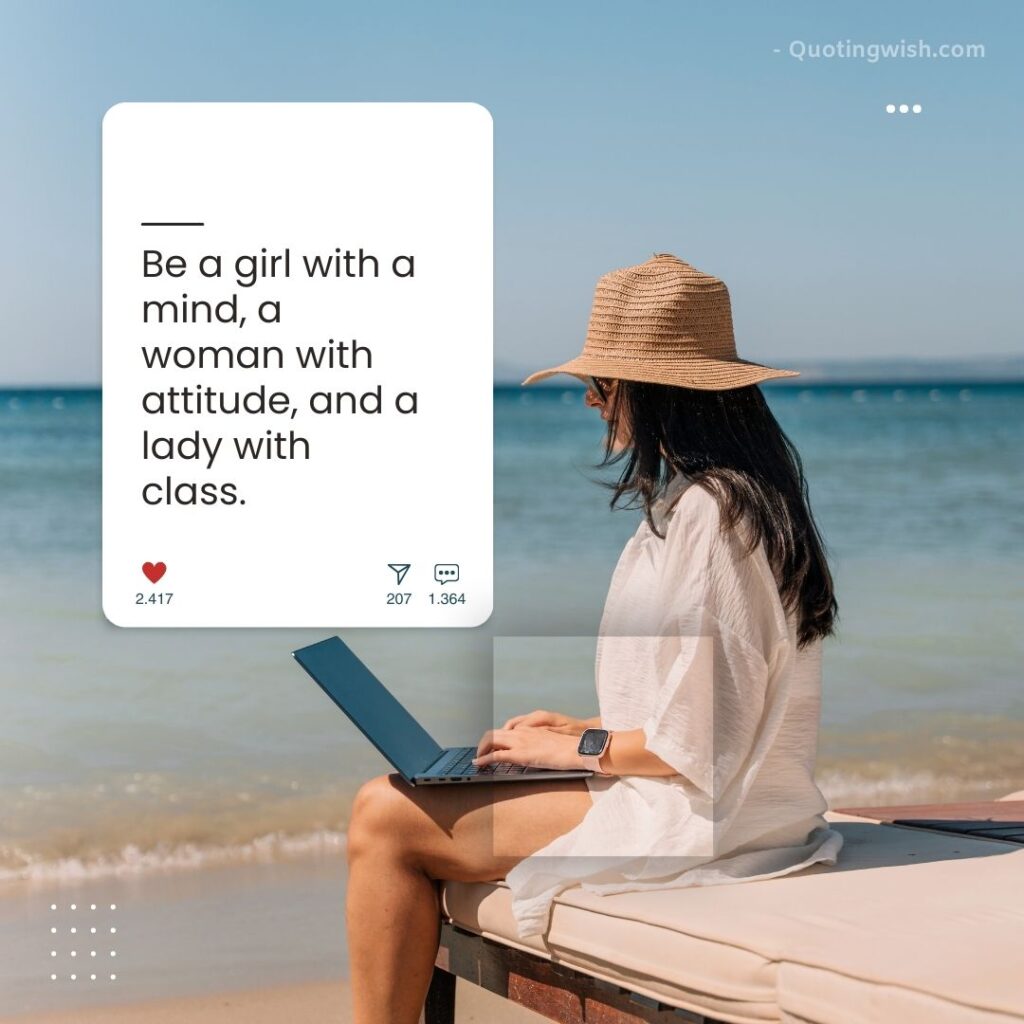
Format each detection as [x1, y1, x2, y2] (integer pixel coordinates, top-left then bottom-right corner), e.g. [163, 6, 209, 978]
[441, 812, 1024, 1024]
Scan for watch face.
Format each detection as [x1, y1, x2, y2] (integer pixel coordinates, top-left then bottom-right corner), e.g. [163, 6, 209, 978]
[578, 729, 610, 756]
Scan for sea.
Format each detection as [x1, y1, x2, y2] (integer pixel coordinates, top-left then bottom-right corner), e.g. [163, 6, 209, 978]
[1, 382, 1023, 883]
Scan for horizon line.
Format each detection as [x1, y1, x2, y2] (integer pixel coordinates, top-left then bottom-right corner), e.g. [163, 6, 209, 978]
[2, 376, 1024, 392]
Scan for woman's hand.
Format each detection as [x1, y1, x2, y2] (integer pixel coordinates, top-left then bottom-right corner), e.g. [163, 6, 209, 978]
[473, 726, 584, 771]
[500, 709, 593, 735]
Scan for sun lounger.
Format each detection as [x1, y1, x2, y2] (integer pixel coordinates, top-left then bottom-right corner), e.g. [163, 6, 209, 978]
[426, 801, 1024, 1024]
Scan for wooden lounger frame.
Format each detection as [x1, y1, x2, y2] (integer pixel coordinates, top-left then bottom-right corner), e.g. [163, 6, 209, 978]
[423, 920, 728, 1024]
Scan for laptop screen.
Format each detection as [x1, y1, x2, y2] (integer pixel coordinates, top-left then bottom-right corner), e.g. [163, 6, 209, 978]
[292, 636, 443, 782]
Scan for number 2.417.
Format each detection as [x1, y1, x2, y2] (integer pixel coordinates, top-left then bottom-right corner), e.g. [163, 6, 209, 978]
[136, 592, 174, 605]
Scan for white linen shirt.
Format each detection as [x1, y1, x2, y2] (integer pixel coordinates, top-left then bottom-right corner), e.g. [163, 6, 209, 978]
[503, 473, 844, 940]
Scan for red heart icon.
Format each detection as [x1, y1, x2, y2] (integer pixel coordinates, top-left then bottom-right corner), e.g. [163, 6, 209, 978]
[142, 562, 167, 584]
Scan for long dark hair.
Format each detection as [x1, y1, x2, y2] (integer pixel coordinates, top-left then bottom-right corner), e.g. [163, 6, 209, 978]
[599, 380, 837, 648]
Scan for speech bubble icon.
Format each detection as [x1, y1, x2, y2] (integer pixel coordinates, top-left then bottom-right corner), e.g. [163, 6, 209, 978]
[434, 563, 459, 585]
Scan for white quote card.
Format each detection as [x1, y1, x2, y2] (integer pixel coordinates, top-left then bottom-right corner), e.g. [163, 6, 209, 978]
[102, 103, 493, 627]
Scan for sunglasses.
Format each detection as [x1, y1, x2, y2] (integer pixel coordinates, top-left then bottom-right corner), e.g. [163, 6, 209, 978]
[588, 376, 616, 401]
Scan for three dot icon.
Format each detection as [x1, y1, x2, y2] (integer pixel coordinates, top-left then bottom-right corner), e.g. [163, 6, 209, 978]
[886, 103, 923, 114]
[49, 903, 118, 981]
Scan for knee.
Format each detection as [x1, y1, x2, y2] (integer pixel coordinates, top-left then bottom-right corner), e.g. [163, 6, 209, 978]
[346, 773, 412, 865]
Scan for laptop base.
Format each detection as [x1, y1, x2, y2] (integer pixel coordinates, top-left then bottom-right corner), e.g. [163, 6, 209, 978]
[414, 745, 593, 785]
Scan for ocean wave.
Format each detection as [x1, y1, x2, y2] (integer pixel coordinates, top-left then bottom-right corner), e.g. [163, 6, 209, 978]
[0, 828, 347, 883]
[4, 768, 1021, 885]
[817, 768, 1021, 808]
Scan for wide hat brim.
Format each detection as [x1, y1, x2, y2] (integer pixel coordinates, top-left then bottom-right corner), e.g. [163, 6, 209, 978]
[522, 354, 800, 390]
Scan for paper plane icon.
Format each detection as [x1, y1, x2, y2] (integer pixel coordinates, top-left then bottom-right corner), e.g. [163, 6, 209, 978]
[388, 563, 411, 585]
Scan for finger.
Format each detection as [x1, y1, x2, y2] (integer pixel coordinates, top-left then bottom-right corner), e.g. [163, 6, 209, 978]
[513, 711, 547, 728]
[477, 728, 517, 756]
[473, 735, 522, 766]
[507, 711, 548, 730]
[476, 729, 498, 756]
[472, 751, 515, 767]
[473, 749, 528, 767]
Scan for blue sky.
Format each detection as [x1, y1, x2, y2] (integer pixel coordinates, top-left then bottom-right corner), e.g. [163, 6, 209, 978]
[1, 0, 1021, 385]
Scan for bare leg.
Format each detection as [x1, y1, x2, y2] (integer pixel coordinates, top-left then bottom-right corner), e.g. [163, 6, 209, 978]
[345, 773, 592, 1024]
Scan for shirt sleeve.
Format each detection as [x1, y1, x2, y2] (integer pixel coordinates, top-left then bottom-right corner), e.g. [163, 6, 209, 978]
[638, 485, 790, 801]
[640, 609, 779, 800]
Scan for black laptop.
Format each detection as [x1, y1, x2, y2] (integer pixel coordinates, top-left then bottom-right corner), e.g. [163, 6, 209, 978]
[292, 636, 593, 785]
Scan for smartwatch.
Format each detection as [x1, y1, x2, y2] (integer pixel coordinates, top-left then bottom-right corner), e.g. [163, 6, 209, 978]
[577, 728, 612, 775]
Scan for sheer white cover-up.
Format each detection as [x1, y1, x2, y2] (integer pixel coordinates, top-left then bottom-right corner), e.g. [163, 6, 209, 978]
[503, 474, 844, 940]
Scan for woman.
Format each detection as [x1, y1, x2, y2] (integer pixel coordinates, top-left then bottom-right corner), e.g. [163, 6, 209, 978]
[345, 253, 844, 1024]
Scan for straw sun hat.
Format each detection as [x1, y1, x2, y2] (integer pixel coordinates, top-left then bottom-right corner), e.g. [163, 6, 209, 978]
[523, 252, 799, 390]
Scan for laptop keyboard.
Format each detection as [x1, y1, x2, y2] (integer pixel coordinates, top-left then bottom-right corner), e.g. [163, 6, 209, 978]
[436, 747, 531, 777]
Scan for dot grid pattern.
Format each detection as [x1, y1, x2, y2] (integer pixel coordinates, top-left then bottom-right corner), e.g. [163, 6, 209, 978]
[48, 903, 118, 981]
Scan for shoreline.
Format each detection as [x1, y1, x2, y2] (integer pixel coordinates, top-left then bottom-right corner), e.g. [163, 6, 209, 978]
[4, 768, 1019, 890]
